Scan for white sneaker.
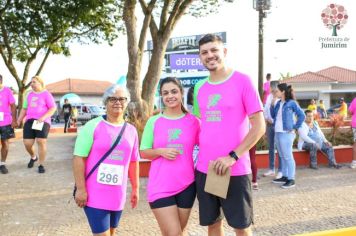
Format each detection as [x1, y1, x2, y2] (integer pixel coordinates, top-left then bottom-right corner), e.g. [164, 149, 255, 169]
[350, 161, 356, 169]
[276, 172, 283, 179]
[263, 170, 275, 177]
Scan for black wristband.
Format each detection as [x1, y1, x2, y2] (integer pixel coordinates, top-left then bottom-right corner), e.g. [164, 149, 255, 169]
[229, 151, 239, 161]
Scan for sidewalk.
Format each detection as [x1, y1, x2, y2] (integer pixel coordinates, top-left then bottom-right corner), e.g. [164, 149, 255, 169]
[1, 133, 356, 236]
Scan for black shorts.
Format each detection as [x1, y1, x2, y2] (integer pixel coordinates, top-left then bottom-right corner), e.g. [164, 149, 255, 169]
[0, 125, 15, 140]
[23, 119, 50, 139]
[149, 182, 196, 209]
[195, 170, 253, 229]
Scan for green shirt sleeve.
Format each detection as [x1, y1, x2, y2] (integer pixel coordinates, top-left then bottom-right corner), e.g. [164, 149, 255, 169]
[140, 114, 160, 150]
[73, 116, 102, 158]
[192, 79, 207, 118]
[22, 91, 31, 109]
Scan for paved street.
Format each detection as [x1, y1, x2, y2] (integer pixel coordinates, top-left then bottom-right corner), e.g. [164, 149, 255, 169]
[1, 133, 356, 236]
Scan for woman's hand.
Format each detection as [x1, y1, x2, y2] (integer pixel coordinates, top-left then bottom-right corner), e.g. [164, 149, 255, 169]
[75, 188, 88, 208]
[130, 189, 139, 209]
[159, 148, 180, 160]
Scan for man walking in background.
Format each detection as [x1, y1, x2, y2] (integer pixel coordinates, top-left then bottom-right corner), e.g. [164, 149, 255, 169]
[0, 75, 17, 174]
[62, 98, 72, 133]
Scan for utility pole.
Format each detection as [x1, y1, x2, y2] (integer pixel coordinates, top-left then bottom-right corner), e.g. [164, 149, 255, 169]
[253, 0, 271, 100]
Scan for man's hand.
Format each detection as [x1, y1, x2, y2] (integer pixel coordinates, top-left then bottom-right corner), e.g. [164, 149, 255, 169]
[159, 148, 180, 161]
[130, 189, 139, 209]
[212, 156, 236, 176]
[75, 188, 87, 208]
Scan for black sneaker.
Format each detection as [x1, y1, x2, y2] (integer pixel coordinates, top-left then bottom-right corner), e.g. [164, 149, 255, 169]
[38, 165, 45, 174]
[272, 176, 288, 184]
[0, 165, 9, 174]
[329, 164, 342, 169]
[27, 156, 38, 168]
[281, 179, 296, 189]
[309, 165, 318, 170]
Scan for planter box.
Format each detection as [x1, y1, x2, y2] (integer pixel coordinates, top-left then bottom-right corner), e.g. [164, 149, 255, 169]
[139, 146, 353, 177]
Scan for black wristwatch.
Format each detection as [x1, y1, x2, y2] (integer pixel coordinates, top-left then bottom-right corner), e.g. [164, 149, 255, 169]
[229, 151, 239, 161]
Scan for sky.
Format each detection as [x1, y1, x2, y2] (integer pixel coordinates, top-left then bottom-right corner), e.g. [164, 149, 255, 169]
[1, 0, 355, 89]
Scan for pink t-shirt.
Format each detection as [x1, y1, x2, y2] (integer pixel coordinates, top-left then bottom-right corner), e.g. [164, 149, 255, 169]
[0, 87, 16, 126]
[193, 71, 263, 176]
[23, 90, 56, 124]
[349, 97, 356, 128]
[74, 117, 139, 211]
[263, 81, 270, 104]
[140, 113, 200, 202]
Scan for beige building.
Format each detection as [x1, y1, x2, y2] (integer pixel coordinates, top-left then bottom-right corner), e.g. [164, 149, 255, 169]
[283, 66, 356, 109]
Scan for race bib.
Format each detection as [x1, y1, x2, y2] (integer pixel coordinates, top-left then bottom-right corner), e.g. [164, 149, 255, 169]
[32, 120, 44, 131]
[97, 163, 124, 186]
[0, 112, 3, 121]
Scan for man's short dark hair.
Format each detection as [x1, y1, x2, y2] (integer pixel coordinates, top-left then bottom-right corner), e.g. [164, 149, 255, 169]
[198, 34, 223, 48]
[266, 73, 271, 78]
[0, 74, 3, 81]
[305, 109, 313, 115]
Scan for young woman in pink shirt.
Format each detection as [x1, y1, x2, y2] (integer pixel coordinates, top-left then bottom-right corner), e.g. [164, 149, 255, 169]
[140, 77, 200, 235]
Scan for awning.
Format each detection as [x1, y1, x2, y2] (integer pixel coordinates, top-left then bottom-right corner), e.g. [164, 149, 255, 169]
[295, 91, 319, 100]
[320, 90, 356, 94]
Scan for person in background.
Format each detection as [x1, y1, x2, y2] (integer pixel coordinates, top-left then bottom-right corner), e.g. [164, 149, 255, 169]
[271, 83, 305, 189]
[140, 77, 200, 235]
[349, 97, 356, 169]
[62, 98, 72, 133]
[317, 100, 327, 119]
[307, 99, 317, 115]
[17, 76, 56, 174]
[71, 106, 78, 127]
[73, 84, 139, 236]
[337, 98, 348, 119]
[263, 81, 282, 178]
[249, 146, 259, 190]
[298, 110, 341, 169]
[262, 73, 271, 104]
[186, 86, 194, 113]
[0, 75, 17, 174]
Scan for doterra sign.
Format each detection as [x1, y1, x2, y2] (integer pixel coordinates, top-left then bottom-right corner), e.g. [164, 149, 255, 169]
[170, 54, 205, 70]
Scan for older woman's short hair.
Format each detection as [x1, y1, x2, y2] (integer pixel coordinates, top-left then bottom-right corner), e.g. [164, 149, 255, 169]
[102, 84, 130, 105]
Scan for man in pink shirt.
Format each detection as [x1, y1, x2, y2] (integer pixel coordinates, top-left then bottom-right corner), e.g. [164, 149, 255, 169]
[262, 73, 271, 104]
[349, 97, 356, 169]
[193, 34, 265, 236]
[0, 75, 17, 174]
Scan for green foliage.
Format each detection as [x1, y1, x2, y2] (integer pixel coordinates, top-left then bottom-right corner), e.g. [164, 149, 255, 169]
[0, 0, 123, 63]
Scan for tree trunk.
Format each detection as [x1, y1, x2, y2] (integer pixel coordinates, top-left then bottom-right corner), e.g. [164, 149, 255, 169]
[141, 39, 168, 111]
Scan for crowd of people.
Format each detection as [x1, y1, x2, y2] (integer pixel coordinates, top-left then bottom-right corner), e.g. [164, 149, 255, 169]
[1, 33, 356, 236]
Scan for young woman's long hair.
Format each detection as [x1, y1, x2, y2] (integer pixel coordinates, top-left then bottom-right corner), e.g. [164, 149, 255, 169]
[159, 77, 188, 113]
[277, 83, 295, 101]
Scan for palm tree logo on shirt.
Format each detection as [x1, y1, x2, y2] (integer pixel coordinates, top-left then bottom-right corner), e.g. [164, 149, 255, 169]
[168, 129, 182, 142]
[207, 94, 221, 109]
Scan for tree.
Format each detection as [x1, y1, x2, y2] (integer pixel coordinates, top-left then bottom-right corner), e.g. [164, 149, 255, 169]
[0, 0, 123, 110]
[321, 4, 348, 37]
[122, 0, 234, 117]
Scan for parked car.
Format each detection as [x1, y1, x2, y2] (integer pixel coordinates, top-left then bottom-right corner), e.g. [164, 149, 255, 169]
[73, 103, 105, 125]
[326, 103, 351, 116]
